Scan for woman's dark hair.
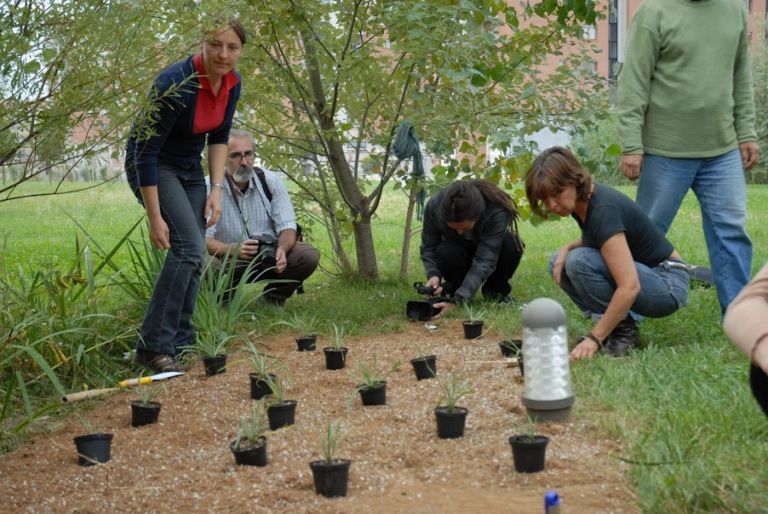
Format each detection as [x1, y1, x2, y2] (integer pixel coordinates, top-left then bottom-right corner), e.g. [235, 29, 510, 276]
[439, 179, 519, 227]
[227, 18, 247, 45]
[525, 146, 593, 217]
[206, 17, 247, 45]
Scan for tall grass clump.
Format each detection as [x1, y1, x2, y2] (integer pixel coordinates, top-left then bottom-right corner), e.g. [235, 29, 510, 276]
[0, 233, 138, 451]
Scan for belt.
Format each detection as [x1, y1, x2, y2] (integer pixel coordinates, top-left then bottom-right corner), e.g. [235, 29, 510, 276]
[659, 259, 690, 272]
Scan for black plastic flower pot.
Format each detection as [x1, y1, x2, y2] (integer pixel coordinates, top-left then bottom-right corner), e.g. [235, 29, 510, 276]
[296, 335, 317, 352]
[358, 381, 387, 406]
[230, 436, 268, 467]
[73, 433, 113, 466]
[267, 400, 297, 430]
[499, 339, 522, 358]
[434, 406, 468, 439]
[309, 458, 352, 498]
[410, 355, 437, 380]
[130, 401, 162, 427]
[203, 354, 227, 376]
[323, 347, 348, 370]
[508, 435, 549, 473]
[250, 373, 276, 400]
[462, 321, 484, 339]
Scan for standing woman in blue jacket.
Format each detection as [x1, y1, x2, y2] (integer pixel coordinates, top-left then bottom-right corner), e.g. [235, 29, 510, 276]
[125, 19, 246, 373]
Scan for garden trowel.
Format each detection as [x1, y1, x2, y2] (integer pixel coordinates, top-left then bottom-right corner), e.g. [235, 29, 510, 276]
[62, 371, 184, 402]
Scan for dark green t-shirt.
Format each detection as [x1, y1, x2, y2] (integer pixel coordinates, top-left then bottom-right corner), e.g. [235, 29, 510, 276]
[574, 184, 674, 267]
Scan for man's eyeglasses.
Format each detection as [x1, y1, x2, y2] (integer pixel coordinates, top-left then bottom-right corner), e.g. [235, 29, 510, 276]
[228, 150, 254, 161]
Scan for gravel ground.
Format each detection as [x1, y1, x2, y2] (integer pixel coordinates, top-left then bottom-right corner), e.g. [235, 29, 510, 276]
[0, 320, 637, 513]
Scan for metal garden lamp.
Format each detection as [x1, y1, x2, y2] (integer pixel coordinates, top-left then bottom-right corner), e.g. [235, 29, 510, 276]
[521, 298, 574, 422]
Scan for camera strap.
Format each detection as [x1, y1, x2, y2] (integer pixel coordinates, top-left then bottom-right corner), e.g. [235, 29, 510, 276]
[256, 167, 303, 241]
[255, 167, 272, 202]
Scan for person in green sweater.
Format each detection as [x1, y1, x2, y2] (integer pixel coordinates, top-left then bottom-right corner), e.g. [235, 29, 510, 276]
[617, 0, 759, 315]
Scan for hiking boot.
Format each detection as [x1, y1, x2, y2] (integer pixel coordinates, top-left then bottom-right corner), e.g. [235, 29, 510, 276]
[135, 350, 184, 373]
[601, 316, 641, 358]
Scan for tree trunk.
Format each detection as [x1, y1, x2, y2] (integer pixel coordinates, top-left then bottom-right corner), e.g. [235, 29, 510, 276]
[399, 186, 418, 281]
[353, 215, 378, 279]
[301, 27, 378, 279]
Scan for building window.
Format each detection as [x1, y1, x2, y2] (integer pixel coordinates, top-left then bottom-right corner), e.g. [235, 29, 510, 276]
[581, 25, 596, 40]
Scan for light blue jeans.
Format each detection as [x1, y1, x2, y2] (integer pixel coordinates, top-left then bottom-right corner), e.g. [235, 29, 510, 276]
[129, 164, 207, 356]
[549, 248, 689, 319]
[636, 149, 752, 312]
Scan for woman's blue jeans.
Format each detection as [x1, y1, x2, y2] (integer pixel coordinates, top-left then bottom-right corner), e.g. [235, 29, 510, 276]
[129, 164, 207, 356]
[636, 149, 752, 313]
[549, 248, 689, 319]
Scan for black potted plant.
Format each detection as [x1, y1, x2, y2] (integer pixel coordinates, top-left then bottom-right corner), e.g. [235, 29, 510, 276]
[130, 385, 162, 427]
[191, 256, 254, 375]
[191, 329, 234, 376]
[73, 417, 113, 466]
[434, 372, 472, 439]
[461, 304, 486, 339]
[323, 323, 348, 370]
[230, 400, 269, 467]
[354, 356, 399, 406]
[508, 418, 549, 473]
[265, 375, 297, 430]
[273, 311, 322, 352]
[309, 420, 351, 498]
[245, 342, 282, 400]
[410, 344, 437, 380]
[497, 319, 523, 358]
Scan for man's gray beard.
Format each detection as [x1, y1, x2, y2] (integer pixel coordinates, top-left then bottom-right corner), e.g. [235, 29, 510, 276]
[233, 165, 254, 183]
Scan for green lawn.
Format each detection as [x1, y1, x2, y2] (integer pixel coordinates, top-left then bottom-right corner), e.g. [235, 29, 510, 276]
[1, 180, 767, 512]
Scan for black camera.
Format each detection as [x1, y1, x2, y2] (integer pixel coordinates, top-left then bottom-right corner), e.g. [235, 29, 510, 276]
[406, 282, 449, 321]
[252, 234, 277, 268]
[414, 282, 437, 296]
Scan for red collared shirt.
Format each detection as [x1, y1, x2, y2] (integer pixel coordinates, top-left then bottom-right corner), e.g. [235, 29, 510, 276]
[192, 53, 240, 135]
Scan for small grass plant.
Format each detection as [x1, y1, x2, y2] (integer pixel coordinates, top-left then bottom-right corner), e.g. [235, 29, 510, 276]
[329, 323, 347, 351]
[233, 400, 269, 451]
[437, 372, 472, 412]
[320, 420, 347, 463]
[354, 356, 400, 389]
[190, 255, 257, 357]
[245, 342, 282, 379]
[273, 311, 321, 337]
[461, 303, 487, 323]
[135, 385, 155, 407]
[264, 374, 292, 404]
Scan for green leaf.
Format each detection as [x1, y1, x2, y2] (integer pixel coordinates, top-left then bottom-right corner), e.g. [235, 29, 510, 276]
[23, 60, 41, 73]
[471, 73, 488, 87]
[605, 143, 622, 157]
[11, 344, 66, 396]
[42, 48, 58, 61]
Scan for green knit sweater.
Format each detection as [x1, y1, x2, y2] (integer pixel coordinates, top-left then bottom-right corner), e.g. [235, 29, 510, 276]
[617, 0, 756, 158]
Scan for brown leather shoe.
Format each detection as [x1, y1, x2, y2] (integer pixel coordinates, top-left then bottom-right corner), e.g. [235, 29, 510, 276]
[136, 350, 184, 373]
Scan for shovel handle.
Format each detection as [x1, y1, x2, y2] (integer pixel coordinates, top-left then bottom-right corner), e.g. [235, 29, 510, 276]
[62, 387, 119, 403]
